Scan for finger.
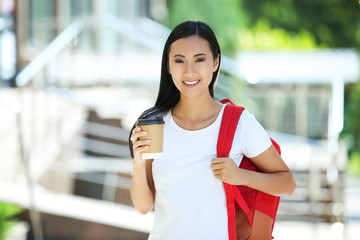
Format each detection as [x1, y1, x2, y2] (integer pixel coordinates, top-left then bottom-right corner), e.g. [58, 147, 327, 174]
[211, 159, 226, 167]
[132, 126, 140, 132]
[212, 169, 223, 175]
[211, 163, 223, 170]
[133, 130, 147, 139]
[211, 158, 226, 164]
[133, 139, 151, 149]
[132, 127, 141, 137]
[132, 131, 148, 143]
[133, 138, 151, 147]
[213, 173, 223, 181]
[134, 145, 149, 155]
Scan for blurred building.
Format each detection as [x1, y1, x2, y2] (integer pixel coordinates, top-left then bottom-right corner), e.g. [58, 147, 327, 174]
[15, 0, 168, 73]
[0, 0, 16, 86]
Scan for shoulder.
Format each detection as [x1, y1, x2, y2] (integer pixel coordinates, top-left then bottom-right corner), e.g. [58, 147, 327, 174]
[236, 108, 266, 134]
[220, 104, 258, 129]
[230, 106, 268, 139]
[223, 105, 257, 127]
[221, 104, 264, 133]
[239, 109, 257, 124]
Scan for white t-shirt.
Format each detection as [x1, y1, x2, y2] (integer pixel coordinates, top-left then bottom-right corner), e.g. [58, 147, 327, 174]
[149, 103, 271, 240]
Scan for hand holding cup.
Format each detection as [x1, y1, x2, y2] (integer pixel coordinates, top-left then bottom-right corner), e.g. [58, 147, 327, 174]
[132, 127, 151, 164]
[134, 117, 165, 160]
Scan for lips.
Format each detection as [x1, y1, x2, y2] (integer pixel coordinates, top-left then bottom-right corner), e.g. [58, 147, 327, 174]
[183, 80, 200, 86]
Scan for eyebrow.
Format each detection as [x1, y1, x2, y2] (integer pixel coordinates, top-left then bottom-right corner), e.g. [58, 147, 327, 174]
[172, 53, 207, 58]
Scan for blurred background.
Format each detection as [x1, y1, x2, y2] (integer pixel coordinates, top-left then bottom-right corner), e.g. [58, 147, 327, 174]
[0, 0, 359, 239]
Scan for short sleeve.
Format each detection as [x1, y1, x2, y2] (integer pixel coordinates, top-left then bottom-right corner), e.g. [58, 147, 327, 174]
[238, 110, 272, 158]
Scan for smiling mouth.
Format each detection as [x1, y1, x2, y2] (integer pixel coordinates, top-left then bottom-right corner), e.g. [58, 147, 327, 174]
[184, 80, 200, 86]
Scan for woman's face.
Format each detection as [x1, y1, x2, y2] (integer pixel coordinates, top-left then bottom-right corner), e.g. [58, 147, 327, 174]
[168, 35, 219, 99]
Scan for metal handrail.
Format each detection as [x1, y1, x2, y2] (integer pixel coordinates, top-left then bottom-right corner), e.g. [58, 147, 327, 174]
[15, 15, 244, 88]
[15, 16, 162, 87]
[16, 20, 83, 87]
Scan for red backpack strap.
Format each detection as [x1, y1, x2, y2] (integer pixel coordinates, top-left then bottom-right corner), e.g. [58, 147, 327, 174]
[220, 99, 234, 105]
[218, 101, 252, 240]
[217, 104, 242, 157]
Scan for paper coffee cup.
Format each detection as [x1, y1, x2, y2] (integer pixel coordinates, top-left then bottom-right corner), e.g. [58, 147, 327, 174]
[136, 117, 165, 159]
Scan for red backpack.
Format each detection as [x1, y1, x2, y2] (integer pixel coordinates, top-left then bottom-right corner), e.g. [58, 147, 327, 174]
[217, 99, 281, 240]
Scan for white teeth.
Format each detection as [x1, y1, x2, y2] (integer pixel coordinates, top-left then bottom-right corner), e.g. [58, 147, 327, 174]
[184, 80, 199, 85]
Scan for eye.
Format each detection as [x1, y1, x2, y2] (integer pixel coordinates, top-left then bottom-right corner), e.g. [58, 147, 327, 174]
[175, 59, 184, 63]
[196, 58, 205, 62]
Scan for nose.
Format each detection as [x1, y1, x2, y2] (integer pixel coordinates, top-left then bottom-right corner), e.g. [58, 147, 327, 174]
[185, 62, 196, 75]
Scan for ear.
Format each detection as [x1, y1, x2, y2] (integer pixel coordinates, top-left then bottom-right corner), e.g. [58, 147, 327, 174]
[213, 54, 220, 72]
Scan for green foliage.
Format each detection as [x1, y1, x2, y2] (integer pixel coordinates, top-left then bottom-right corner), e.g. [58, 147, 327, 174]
[0, 203, 23, 240]
[238, 18, 318, 49]
[342, 82, 360, 175]
[348, 152, 360, 176]
[241, 0, 360, 48]
[167, 0, 360, 51]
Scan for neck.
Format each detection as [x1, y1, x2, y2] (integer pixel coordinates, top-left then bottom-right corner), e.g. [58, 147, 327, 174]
[173, 94, 220, 121]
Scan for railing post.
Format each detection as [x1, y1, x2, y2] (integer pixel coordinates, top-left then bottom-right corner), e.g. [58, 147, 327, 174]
[327, 76, 345, 232]
[16, 89, 45, 240]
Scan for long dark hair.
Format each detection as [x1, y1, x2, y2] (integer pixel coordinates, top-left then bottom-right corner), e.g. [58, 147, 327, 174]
[128, 20, 221, 157]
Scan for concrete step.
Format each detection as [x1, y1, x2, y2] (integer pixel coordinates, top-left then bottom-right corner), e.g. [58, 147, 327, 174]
[0, 182, 153, 234]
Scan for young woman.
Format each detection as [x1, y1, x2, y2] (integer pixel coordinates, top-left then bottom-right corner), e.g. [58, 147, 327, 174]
[129, 21, 296, 240]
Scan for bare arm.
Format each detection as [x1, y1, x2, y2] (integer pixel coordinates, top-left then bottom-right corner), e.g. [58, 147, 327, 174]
[244, 145, 296, 195]
[211, 145, 296, 196]
[130, 127, 155, 214]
